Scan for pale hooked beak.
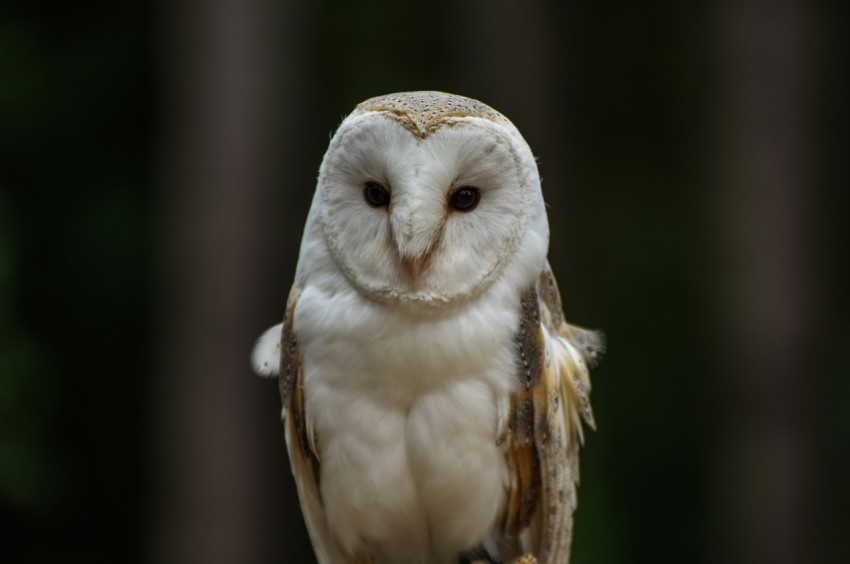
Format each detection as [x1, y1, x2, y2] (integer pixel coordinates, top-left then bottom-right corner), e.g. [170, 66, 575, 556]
[400, 253, 431, 286]
[390, 195, 444, 287]
[392, 227, 441, 287]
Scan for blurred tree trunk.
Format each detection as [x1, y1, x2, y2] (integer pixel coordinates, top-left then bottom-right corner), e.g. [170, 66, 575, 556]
[712, 1, 818, 563]
[151, 0, 308, 562]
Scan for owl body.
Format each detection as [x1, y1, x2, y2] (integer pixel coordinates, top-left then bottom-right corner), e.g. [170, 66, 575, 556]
[252, 92, 601, 564]
[294, 272, 517, 563]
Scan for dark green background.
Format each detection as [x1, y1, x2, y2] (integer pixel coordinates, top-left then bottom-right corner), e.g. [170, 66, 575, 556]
[2, 1, 848, 563]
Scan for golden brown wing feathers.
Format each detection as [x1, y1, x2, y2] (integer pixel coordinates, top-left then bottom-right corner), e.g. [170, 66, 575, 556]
[501, 266, 603, 563]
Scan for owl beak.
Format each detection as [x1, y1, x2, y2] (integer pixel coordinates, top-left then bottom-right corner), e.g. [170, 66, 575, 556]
[390, 200, 443, 286]
[395, 235, 439, 287]
[401, 254, 430, 286]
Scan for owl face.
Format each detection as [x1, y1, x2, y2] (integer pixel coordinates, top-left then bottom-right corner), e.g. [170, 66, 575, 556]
[315, 92, 546, 311]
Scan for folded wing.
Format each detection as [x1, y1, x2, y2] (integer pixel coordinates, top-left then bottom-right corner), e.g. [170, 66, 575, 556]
[252, 286, 354, 564]
[499, 263, 603, 563]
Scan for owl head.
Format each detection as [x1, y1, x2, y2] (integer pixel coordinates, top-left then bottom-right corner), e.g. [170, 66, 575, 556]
[302, 91, 549, 312]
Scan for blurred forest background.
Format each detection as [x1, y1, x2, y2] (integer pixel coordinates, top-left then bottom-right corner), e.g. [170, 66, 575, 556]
[2, 0, 849, 563]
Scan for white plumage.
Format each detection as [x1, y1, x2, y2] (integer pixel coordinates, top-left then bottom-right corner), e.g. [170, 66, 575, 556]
[252, 92, 602, 564]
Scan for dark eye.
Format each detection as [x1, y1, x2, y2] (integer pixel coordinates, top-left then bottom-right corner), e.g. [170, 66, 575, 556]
[449, 186, 480, 212]
[364, 181, 390, 208]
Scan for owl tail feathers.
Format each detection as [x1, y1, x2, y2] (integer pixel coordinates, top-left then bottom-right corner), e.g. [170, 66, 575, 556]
[251, 323, 283, 377]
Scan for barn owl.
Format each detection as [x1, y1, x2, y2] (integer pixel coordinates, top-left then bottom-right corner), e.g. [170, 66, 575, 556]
[251, 91, 603, 564]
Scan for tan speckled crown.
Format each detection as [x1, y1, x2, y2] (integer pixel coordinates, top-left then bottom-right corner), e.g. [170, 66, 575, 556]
[356, 91, 507, 139]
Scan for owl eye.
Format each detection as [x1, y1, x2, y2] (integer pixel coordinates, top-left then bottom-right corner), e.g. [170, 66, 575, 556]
[364, 181, 390, 208]
[449, 186, 480, 212]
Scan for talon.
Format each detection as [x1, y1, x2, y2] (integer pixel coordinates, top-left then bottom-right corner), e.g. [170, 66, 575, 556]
[513, 555, 538, 564]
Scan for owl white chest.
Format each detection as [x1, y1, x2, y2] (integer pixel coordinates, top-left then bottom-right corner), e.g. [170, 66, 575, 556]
[295, 283, 519, 563]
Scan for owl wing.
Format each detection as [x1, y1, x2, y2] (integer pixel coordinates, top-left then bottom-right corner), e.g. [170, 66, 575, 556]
[498, 263, 603, 563]
[252, 286, 355, 564]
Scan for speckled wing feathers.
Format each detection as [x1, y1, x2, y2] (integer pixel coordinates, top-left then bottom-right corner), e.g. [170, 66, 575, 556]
[500, 264, 601, 563]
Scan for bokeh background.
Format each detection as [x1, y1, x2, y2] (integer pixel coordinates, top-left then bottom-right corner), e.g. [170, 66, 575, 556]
[2, 1, 848, 563]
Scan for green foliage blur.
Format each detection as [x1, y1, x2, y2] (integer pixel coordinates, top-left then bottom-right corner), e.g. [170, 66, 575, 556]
[1, 2, 152, 561]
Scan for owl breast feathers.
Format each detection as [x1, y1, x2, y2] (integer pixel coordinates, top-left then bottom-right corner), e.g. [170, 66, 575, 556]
[251, 91, 603, 564]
